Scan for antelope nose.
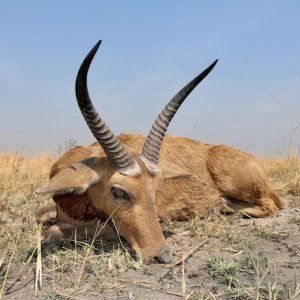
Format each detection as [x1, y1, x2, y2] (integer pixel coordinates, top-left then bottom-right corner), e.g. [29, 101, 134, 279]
[156, 245, 172, 264]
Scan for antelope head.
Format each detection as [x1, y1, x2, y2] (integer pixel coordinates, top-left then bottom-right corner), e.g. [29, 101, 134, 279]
[37, 41, 217, 263]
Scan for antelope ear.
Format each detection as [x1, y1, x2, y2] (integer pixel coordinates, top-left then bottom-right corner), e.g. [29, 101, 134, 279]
[160, 161, 194, 180]
[36, 157, 106, 195]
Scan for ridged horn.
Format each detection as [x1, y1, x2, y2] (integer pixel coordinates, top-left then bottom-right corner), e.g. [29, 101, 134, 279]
[141, 59, 218, 171]
[75, 40, 141, 176]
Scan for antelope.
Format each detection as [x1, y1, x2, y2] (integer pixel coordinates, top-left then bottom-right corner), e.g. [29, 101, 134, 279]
[36, 41, 285, 264]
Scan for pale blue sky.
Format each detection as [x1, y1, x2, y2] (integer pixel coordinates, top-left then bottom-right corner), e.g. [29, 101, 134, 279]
[0, 1, 299, 156]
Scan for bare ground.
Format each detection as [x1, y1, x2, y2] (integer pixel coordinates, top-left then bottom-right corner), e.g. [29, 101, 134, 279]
[1, 195, 300, 300]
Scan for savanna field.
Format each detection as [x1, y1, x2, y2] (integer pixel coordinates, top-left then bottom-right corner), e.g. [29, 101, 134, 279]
[0, 150, 300, 299]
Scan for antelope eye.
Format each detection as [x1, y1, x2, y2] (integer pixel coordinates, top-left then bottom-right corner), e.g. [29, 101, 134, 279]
[111, 187, 130, 201]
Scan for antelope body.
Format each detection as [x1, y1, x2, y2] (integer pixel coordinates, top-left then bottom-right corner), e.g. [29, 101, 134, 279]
[37, 41, 284, 264]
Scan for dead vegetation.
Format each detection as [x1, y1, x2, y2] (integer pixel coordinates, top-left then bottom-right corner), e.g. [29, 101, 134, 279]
[261, 156, 300, 199]
[0, 151, 300, 299]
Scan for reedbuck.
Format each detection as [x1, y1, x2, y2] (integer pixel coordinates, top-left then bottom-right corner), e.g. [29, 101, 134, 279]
[37, 41, 284, 264]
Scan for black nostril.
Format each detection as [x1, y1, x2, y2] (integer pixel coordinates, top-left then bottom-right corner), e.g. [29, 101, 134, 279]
[156, 246, 172, 264]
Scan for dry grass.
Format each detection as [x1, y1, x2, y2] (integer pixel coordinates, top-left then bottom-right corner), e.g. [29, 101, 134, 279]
[0, 151, 300, 299]
[0, 151, 53, 210]
[261, 156, 300, 197]
[0, 152, 54, 265]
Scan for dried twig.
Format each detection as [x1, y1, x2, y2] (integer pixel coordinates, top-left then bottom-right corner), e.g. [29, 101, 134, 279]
[34, 228, 42, 292]
[160, 239, 209, 282]
[0, 233, 20, 299]
[169, 239, 209, 268]
[181, 258, 186, 298]
[185, 287, 198, 300]
[4, 277, 34, 296]
[5, 247, 37, 293]
[209, 290, 218, 300]
[116, 278, 183, 297]
[0, 249, 7, 270]
[53, 291, 85, 300]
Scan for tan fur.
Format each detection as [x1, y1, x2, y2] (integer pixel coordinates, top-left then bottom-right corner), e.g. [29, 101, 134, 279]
[37, 134, 284, 262]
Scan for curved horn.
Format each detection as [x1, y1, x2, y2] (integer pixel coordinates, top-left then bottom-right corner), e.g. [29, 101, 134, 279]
[141, 59, 218, 171]
[75, 41, 141, 176]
